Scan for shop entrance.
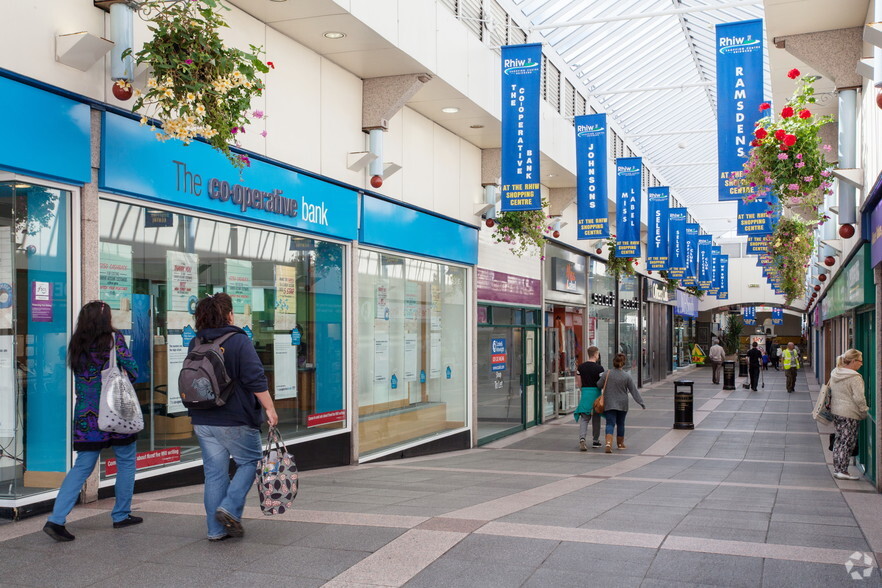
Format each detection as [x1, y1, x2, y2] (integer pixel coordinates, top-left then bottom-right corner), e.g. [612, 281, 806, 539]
[649, 303, 670, 383]
[545, 305, 584, 416]
[856, 308, 876, 484]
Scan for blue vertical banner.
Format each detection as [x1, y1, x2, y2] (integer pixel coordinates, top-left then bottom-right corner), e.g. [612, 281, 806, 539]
[772, 307, 784, 325]
[682, 223, 699, 286]
[575, 114, 609, 238]
[667, 208, 687, 278]
[737, 196, 773, 236]
[500, 44, 542, 211]
[646, 187, 669, 270]
[746, 234, 769, 255]
[718, 254, 729, 299]
[742, 306, 756, 325]
[698, 236, 713, 289]
[716, 19, 764, 202]
[615, 157, 642, 257]
[708, 245, 722, 296]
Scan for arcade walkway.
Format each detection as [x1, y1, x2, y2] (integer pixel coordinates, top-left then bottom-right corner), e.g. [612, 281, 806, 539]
[1, 366, 880, 587]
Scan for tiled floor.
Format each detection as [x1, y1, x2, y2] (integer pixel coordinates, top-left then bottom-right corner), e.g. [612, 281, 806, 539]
[2, 366, 881, 587]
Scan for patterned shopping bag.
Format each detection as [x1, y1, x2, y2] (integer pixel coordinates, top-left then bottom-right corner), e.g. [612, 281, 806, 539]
[255, 426, 298, 515]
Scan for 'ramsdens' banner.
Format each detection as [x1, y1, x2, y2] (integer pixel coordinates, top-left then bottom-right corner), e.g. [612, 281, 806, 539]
[616, 157, 642, 257]
[698, 235, 713, 289]
[667, 208, 687, 278]
[500, 43, 542, 211]
[646, 187, 669, 270]
[575, 114, 609, 238]
[718, 254, 729, 299]
[716, 19, 764, 201]
[772, 307, 783, 325]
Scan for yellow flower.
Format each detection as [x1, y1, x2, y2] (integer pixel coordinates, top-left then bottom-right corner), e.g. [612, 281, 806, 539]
[147, 78, 158, 88]
[186, 92, 196, 102]
[139, 116, 148, 126]
[164, 88, 174, 98]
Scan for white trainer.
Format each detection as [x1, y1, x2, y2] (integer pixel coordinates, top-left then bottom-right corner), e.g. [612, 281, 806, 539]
[833, 472, 860, 481]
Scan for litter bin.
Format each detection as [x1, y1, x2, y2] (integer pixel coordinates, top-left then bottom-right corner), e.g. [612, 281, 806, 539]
[723, 360, 736, 390]
[738, 354, 748, 378]
[674, 380, 694, 430]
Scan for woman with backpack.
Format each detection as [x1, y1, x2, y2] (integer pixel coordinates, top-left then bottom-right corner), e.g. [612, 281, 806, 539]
[43, 301, 142, 542]
[189, 293, 278, 542]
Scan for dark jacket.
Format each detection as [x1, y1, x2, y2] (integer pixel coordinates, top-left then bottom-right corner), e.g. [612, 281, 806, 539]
[747, 347, 762, 367]
[187, 325, 268, 428]
[577, 360, 604, 388]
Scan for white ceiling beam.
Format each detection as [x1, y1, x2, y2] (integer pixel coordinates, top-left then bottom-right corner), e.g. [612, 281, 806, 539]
[655, 161, 716, 167]
[529, 1, 761, 32]
[627, 129, 715, 137]
[589, 81, 713, 96]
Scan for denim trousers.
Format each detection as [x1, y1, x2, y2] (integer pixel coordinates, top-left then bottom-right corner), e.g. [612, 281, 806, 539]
[603, 409, 627, 436]
[194, 424, 262, 539]
[48, 441, 137, 525]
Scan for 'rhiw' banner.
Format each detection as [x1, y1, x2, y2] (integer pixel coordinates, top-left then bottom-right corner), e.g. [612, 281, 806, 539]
[615, 157, 642, 257]
[575, 114, 609, 238]
[500, 44, 542, 211]
[646, 187, 669, 270]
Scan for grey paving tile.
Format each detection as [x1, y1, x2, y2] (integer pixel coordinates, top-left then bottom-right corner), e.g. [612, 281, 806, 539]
[403, 558, 536, 588]
[540, 542, 657, 575]
[444, 535, 559, 568]
[216, 571, 325, 588]
[240, 520, 329, 546]
[250, 545, 371, 579]
[761, 558, 880, 587]
[644, 551, 763, 588]
[525, 567, 643, 588]
[294, 523, 407, 552]
[88, 561, 231, 588]
[582, 504, 691, 535]
[143, 536, 270, 570]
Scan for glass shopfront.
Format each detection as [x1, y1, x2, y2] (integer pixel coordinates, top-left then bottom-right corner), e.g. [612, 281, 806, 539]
[357, 250, 468, 457]
[97, 199, 347, 477]
[618, 275, 640, 376]
[588, 259, 616, 368]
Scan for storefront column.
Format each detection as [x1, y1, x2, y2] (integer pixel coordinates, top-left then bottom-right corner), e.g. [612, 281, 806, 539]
[876, 264, 882, 492]
[350, 242, 361, 462]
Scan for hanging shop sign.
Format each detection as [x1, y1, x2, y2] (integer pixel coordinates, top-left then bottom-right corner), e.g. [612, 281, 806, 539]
[575, 113, 609, 238]
[742, 306, 756, 325]
[821, 244, 873, 319]
[737, 196, 773, 236]
[871, 188, 882, 268]
[500, 43, 542, 211]
[718, 254, 729, 300]
[697, 236, 713, 290]
[551, 257, 586, 294]
[667, 208, 687, 278]
[646, 187, 669, 271]
[682, 223, 699, 287]
[645, 279, 674, 304]
[771, 307, 783, 325]
[708, 246, 721, 296]
[715, 19, 764, 201]
[746, 234, 768, 255]
[615, 157, 642, 257]
[674, 290, 699, 318]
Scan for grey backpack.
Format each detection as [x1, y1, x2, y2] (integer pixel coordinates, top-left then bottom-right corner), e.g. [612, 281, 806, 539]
[178, 332, 236, 409]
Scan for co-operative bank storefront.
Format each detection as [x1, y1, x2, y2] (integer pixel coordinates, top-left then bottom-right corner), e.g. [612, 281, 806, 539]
[0, 75, 476, 516]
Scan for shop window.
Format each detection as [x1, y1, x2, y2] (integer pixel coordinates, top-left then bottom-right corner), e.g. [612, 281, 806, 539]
[0, 181, 70, 499]
[97, 199, 346, 478]
[357, 250, 468, 457]
[588, 259, 616, 368]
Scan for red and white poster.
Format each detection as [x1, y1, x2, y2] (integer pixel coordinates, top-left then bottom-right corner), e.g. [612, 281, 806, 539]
[105, 447, 181, 475]
[307, 409, 346, 428]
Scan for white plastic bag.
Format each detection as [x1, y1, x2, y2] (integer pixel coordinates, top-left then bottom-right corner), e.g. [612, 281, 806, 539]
[98, 343, 144, 434]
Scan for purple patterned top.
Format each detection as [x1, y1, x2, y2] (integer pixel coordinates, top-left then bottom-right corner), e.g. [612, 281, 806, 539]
[72, 331, 139, 451]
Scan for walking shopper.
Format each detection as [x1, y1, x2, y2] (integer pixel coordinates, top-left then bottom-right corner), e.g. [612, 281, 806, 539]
[708, 338, 725, 385]
[829, 349, 867, 481]
[575, 346, 604, 450]
[190, 293, 278, 542]
[746, 342, 762, 392]
[769, 339, 780, 370]
[43, 301, 142, 542]
[782, 342, 800, 393]
[597, 353, 645, 453]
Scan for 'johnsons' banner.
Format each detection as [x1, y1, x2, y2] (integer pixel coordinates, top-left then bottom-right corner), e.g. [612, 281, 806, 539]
[616, 157, 642, 257]
[682, 223, 700, 286]
[716, 19, 764, 201]
[500, 43, 542, 211]
[697, 235, 713, 289]
[667, 208, 687, 278]
[646, 187, 669, 270]
[575, 113, 609, 238]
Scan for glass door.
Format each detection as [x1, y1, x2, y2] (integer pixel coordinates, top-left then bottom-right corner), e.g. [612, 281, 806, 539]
[856, 308, 876, 483]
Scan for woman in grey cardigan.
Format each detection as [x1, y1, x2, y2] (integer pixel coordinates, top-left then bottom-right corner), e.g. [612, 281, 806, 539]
[598, 353, 645, 453]
[829, 349, 867, 480]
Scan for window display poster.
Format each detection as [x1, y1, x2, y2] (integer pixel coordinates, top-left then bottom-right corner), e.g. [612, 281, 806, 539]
[430, 284, 441, 330]
[30, 281, 53, 322]
[99, 243, 133, 310]
[374, 330, 390, 384]
[166, 251, 198, 313]
[404, 282, 419, 322]
[0, 228, 12, 330]
[274, 265, 297, 330]
[430, 332, 441, 379]
[165, 311, 194, 414]
[0, 335, 13, 437]
[375, 282, 389, 320]
[273, 333, 298, 399]
[225, 259, 253, 315]
[404, 332, 418, 381]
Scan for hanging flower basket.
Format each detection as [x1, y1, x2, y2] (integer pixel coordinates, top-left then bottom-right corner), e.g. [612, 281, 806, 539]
[685, 286, 704, 299]
[488, 199, 551, 258]
[768, 215, 814, 305]
[604, 236, 635, 281]
[658, 270, 678, 293]
[125, 0, 270, 169]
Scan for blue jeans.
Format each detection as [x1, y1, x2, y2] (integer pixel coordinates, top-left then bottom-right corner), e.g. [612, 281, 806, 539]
[48, 441, 137, 525]
[604, 410, 627, 437]
[194, 424, 261, 539]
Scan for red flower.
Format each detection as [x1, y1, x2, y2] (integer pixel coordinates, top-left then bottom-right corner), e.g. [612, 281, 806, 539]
[759, 102, 771, 111]
[750, 139, 760, 147]
[755, 127, 768, 139]
[267, 61, 275, 69]
[781, 106, 794, 118]
[783, 134, 797, 146]
[787, 68, 800, 79]
[798, 109, 811, 119]
[774, 129, 786, 141]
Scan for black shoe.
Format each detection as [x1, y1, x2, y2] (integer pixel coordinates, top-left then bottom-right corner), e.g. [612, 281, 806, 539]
[113, 515, 143, 529]
[43, 521, 75, 542]
[592, 439, 602, 448]
[215, 510, 244, 537]
[209, 534, 233, 542]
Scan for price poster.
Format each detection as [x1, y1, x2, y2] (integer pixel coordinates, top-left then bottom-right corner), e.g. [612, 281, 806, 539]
[99, 243, 133, 310]
[274, 265, 297, 331]
[225, 259, 253, 315]
[166, 251, 198, 313]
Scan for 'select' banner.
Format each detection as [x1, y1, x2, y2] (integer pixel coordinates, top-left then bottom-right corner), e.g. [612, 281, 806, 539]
[742, 306, 756, 325]
[718, 254, 729, 299]
[698, 236, 713, 289]
[615, 157, 642, 257]
[647, 187, 669, 270]
[667, 208, 687, 278]
[683, 223, 700, 285]
[746, 234, 769, 255]
[737, 196, 773, 236]
[772, 307, 783, 325]
[716, 19, 764, 202]
[575, 114, 609, 238]
[500, 44, 542, 211]
[708, 245, 721, 296]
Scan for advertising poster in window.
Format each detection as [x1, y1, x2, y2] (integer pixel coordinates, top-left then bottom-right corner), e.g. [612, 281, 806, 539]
[165, 314, 193, 415]
[375, 282, 389, 320]
[166, 251, 198, 313]
[374, 329, 390, 384]
[99, 243, 133, 310]
[273, 333, 298, 399]
[430, 284, 441, 330]
[0, 227, 13, 329]
[404, 282, 419, 322]
[274, 265, 297, 331]
[225, 259, 252, 315]
[0, 335, 13, 437]
[430, 332, 441, 379]
[404, 332, 418, 382]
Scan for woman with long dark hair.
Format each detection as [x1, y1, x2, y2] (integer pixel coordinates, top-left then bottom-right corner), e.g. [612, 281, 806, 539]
[43, 301, 142, 542]
[189, 293, 277, 541]
[597, 353, 645, 453]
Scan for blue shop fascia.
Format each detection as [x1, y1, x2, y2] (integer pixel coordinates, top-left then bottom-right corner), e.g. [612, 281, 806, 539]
[0, 73, 477, 516]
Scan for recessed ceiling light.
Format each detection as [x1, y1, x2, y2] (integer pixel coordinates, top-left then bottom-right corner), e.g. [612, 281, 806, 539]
[441, 107, 460, 114]
[469, 124, 484, 129]
[547, 174, 555, 178]
[323, 31, 346, 39]
[269, 0, 287, 3]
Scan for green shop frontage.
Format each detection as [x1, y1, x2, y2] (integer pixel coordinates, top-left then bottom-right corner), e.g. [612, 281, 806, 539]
[817, 244, 876, 484]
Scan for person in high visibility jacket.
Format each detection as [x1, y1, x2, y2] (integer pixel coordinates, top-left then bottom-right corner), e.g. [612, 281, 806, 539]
[782, 342, 800, 393]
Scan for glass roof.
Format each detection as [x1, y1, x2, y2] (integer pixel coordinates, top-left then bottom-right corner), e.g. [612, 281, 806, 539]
[508, 0, 770, 239]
